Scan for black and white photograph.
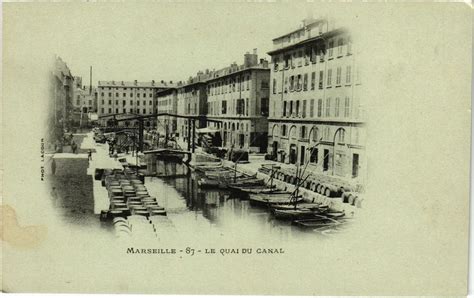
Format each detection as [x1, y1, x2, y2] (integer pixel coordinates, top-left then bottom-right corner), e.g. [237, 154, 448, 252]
[2, 2, 471, 295]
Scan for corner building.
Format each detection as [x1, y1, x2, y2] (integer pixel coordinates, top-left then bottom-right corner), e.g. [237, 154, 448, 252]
[206, 51, 270, 153]
[267, 17, 366, 180]
[97, 80, 174, 127]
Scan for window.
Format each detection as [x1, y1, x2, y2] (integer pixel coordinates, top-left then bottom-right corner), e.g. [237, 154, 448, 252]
[335, 98, 340, 117]
[337, 38, 344, 56]
[273, 79, 277, 94]
[89, 100, 92, 105]
[123, 100, 126, 106]
[261, 98, 269, 116]
[274, 57, 279, 71]
[76, 99, 80, 105]
[317, 99, 322, 117]
[296, 100, 300, 117]
[142, 109, 145, 114]
[310, 99, 315, 118]
[346, 66, 352, 84]
[149, 100, 152, 105]
[325, 98, 331, 117]
[101, 92, 104, 97]
[130, 93, 133, 97]
[137, 101, 140, 106]
[319, 46, 325, 62]
[344, 97, 350, 117]
[261, 81, 269, 89]
[115, 108, 119, 114]
[300, 126, 307, 139]
[247, 76, 250, 90]
[143, 93, 146, 97]
[123, 93, 126, 97]
[101, 108, 104, 113]
[115, 100, 118, 105]
[130, 108, 133, 113]
[302, 100, 307, 118]
[149, 93, 153, 98]
[311, 72, 316, 90]
[108, 100, 112, 105]
[281, 125, 287, 136]
[347, 40, 352, 55]
[297, 75, 302, 90]
[108, 108, 112, 113]
[101, 100, 104, 104]
[108, 93, 112, 97]
[130, 100, 133, 105]
[328, 40, 334, 57]
[290, 76, 294, 91]
[116, 93, 119, 97]
[312, 127, 318, 142]
[303, 74, 308, 91]
[336, 67, 342, 85]
[284, 77, 288, 93]
[283, 101, 287, 117]
[123, 108, 126, 113]
[143, 100, 147, 106]
[289, 101, 293, 116]
[137, 93, 140, 98]
[246, 98, 249, 116]
[310, 148, 318, 163]
[327, 69, 332, 86]
[222, 100, 227, 114]
[318, 71, 324, 90]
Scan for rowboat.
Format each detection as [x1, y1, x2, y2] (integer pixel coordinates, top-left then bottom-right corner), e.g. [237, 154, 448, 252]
[248, 193, 303, 206]
[272, 208, 321, 220]
[292, 215, 343, 228]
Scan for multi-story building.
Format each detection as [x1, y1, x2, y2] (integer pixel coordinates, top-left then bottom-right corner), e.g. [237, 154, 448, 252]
[48, 56, 74, 146]
[206, 50, 270, 153]
[176, 74, 209, 143]
[156, 87, 178, 137]
[97, 80, 174, 127]
[267, 17, 365, 180]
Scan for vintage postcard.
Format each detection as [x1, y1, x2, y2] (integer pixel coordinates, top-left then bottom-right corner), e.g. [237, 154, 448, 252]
[1, 1, 471, 295]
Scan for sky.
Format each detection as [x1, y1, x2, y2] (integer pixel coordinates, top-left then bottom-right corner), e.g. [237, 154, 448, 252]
[5, 2, 354, 85]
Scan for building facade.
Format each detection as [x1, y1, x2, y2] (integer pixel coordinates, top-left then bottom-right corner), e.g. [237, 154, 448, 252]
[206, 51, 270, 153]
[97, 80, 174, 127]
[48, 56, 74, 147]
[176, 75, 208, 143]
[267, 17, 365, 180]
[156, 87, 178, 137]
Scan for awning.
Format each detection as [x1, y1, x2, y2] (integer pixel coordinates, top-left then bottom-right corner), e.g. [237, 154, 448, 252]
[196, 127, 220, 134]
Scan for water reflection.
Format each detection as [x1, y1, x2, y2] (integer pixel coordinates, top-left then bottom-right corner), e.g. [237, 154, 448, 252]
[146, 159, 339, 241]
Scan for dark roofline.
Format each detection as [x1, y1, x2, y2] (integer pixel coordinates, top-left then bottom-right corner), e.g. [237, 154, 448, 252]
[267, 27, 349, 56]
[271, 19, 325, 41]
[156, 87, 177, 96]
[176, 81, 207, 89]
[205, 66, 270, 83]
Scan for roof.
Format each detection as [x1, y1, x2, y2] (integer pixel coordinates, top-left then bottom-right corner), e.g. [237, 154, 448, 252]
[97, 80, 176, 88]
[271, 18, 325, 41]
[156, 87, 178, 97]
[267, 27, 349, 56]
[205, 65, 269, 83]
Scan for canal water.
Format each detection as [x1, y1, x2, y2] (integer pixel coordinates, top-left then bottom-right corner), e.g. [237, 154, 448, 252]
[145, 159, 340, 241]
[48, 135, 350, 242]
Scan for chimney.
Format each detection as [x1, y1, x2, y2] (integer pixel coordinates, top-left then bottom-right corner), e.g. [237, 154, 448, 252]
[152, 80, 155, 86]
[170, 80, 173, 84]
[112, 80, 115, 85]
[134, 80, 137, 86]
[161, 80, 164, 84]
[121, 80, 124, 85]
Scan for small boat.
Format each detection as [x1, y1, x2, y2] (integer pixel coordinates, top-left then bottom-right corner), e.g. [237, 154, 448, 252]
[270, 203, 323, 211]
[292, 216, 343, 228]
[248, 193, 303, 206]
[273, 208, 319, 220]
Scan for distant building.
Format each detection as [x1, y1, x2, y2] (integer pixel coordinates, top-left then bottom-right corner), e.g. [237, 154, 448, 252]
[267, 17, 365, 180]
[97, 80, 174, 127]
[48, 55, 74, 146]
[156, 87, 178, 137]
[176, 75, 209, 143]
[206, 50, 270, 153]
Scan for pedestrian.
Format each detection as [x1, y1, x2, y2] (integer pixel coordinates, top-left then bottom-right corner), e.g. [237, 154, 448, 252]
[71, 141, 77, 154]
[88, 149, 92, 161]
[113, 150, 118, 161]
